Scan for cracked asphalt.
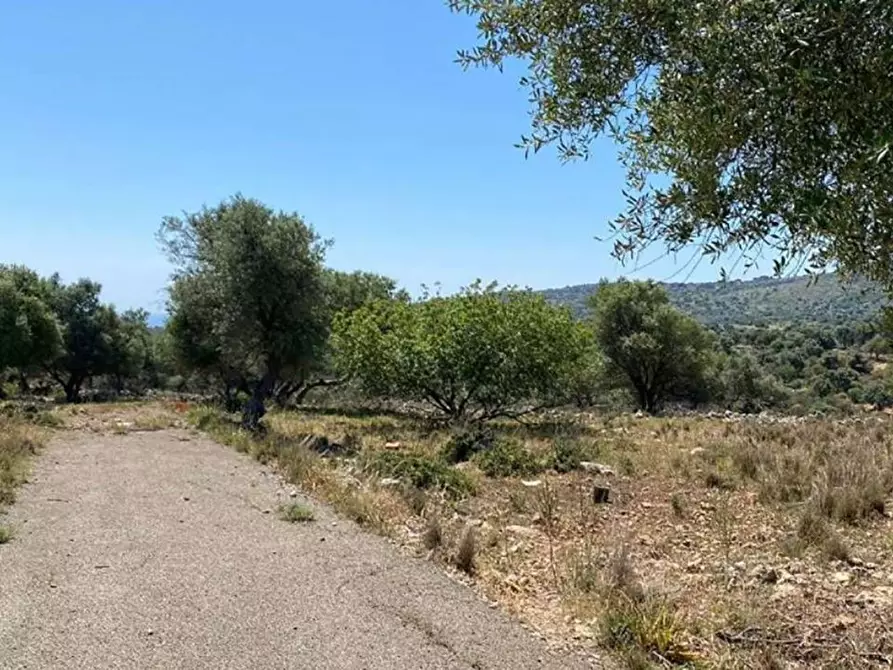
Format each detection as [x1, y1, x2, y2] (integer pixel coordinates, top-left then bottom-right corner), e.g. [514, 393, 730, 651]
[0, 429, 598, 669]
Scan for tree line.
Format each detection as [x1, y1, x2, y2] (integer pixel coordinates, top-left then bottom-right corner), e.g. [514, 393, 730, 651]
[6, 195, 891, 423]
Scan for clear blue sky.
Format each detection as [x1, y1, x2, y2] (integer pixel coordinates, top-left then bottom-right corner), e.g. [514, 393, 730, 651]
[0, 0, 741, 315]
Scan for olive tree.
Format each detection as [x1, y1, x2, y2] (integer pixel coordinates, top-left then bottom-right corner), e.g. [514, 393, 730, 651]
[272, 270, 407, 407]
[332, 282, 594, 422]
[589, 279, 715, 412]
[0, 266, 61, 394]
[159, 195, 330, 427]
[44, 278, 121, 402]
[450, 1, 893, 286]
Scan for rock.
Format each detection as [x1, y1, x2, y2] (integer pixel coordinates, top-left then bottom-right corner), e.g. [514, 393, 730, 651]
[506, 525, 538, 538]
[689, 447, 706, 457]
[771, 583, 799, 602]
[384, 441, 401, 450]
[580, 462, 616, 476]
[850, 586, 893, 607]
[288, 489, 298, 498]
[521, 479, 542, 488]
[831, 571, 853, 584]
[379, 477, 401, 487]
[572, 624, 594, 640]
[592, 485, 611, 504]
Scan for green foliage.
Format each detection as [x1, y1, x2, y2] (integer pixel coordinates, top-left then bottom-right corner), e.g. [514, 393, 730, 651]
[0, 266, 61, 377]
[333, 281, 594, 422]
[44, 278, 130, 402]
[719, 353, 789, 413]
[547, 436, 590, 474]
[361, 450, 475, 499]
[451, 0, 893, 288]
[543, 273, 886, 327]
[160, 194, 330, 423]
[474, 438, 542, 478]
[589, 279, 715, 412]
[272, 269, 406, 407]
[441, 424, 495, 464]
[278, 502, 315, 523]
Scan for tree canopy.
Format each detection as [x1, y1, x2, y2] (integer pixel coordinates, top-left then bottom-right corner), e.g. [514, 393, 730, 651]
[0, 266, 61, 382]
[159, 195, 331, 425]
[589, 279, 715, 412]
[450, 0, 893, 286]
[333, 282, 594, 422]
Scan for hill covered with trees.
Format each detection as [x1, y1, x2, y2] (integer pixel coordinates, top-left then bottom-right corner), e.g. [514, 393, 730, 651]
[542, 274, 887, 327]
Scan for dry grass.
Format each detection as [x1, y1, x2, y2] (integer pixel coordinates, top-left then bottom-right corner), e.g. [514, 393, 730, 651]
[0, 415, 46, 511]
[184, 405, 893, 668]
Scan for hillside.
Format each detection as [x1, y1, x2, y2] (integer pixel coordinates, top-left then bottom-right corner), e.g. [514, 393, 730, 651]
[542, 274, 887, 326]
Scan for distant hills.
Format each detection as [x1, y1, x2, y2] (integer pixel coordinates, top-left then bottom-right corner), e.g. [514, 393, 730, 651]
[541, 274, 888, 327]
[147, 274, 888, 330]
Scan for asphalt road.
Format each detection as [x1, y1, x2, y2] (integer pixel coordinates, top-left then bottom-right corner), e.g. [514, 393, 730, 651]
[0, 429, 597, 669]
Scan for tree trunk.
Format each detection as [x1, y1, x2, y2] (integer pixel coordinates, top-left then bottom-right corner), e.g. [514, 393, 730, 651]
[64, 376, 83, 403]
[242, 370, 277, 431]
[18, 373, 30, 395]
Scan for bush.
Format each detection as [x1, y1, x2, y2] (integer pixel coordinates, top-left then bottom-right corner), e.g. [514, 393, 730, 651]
[546, 436, 587, 473]
[333, 281, 594, 422]
[441, 424, 494, 464]
[0, 418, 44, 508]
[362, 451, 475, 499]
[474, 438, 542, 478]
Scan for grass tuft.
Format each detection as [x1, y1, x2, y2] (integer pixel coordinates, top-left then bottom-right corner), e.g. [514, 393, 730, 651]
[278, 502, 315, 523]
[0, 417, 45, 510]
[454, 525, 477, 575]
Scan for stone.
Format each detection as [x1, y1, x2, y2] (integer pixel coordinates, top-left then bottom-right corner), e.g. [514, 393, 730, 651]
[770, 583, 799, 602]
[831, 571, 852, 585]
[379, 477, 401, 487]
[689, 447, 706, 457]
[506, 525, 538, 538]
[580, 462, 616, 476]
[384, 441, 401, 450]
[521, 479, 542, 488]
[850, 586, 893, 607]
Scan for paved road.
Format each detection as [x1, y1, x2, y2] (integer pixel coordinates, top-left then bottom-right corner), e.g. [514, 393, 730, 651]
[0, 430, 596, 669]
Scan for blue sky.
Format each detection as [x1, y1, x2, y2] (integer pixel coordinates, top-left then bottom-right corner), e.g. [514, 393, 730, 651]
[1, 0, 739, 314]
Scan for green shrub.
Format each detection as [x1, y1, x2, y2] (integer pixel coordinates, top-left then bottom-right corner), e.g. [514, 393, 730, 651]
[362, 451, 475, 498]
[474, 439, 542, 478]
[441, 424, 494, 464]
[278, 502, 315, 523]
[546, 437, 588, 473]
